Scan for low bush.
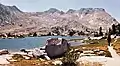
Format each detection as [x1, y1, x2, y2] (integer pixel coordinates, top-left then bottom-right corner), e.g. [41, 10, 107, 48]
[12, 54, 24, 61]
[61, 49, 80, 66]
[105, 51, 112, 57]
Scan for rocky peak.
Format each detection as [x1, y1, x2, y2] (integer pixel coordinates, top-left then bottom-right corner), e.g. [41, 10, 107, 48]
[44, 8, 60, 13]
[65, 8, 105, 15]
[94, 8, 105, 11]
[0, 3, 22, 25]
[78, 8, 105, 14]
[44, 8, 64, 14]
[66, 9, 76, 13]
[0, 3, 22, 13]
[10, 5, 22, 13]
[79, 8, 105, 12]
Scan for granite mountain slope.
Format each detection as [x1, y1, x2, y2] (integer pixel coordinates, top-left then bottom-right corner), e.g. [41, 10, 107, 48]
[0, 4, 118, 35]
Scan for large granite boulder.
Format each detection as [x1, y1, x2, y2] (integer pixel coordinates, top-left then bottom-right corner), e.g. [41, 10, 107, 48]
[45, 38, 70, 58]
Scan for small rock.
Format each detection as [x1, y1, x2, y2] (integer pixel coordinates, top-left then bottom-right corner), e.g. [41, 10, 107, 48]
[39, 58, 45, 62]
[28, 52, 33, 57]
[24, 56, 31, 60]
[82, 47, 86, 49]
[94, 49, 100, 52]
[0, 49, 9, 55]
[44, 55, 51, 60]
[45, 62, 49, 65]
[52, 60, 62, 65]
[9, 59, 18, 62]
[32, 48, 45, 58]
[98, 51, 104, 55]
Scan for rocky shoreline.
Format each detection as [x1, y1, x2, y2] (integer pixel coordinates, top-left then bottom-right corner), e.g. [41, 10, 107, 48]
[0, 35, 118, 66]
[0, 36, 107, 64]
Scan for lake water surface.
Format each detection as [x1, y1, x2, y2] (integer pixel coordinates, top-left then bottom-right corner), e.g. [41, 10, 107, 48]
[0, 36, 85, 51]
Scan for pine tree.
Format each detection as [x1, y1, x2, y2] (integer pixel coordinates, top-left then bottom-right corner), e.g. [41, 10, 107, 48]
[69, 30, 76, 36]
[112, 24, 116, 34]
[108, 28, 112, 35]
[99, 27, 103, 36]
[117, 24, 120, 34]
[33, 32, 37, 36]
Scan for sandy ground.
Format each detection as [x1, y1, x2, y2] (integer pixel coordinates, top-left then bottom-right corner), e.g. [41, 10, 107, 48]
[0, 56, 10, 64]
[0, 54, 13, 65]
[76, 56, 113, 66]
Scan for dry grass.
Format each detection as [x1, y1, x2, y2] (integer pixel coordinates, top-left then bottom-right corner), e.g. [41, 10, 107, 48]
[72, 39, 112, 57]
[113, 38, 120, 55]
[73, 39, 108, 51]
[9, 59, 54, 66]
[77, 61, 103, 66]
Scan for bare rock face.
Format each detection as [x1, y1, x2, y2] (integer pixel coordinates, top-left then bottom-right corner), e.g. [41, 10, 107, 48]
[0, 3, 22, 26]
[0, 3, 118, 35]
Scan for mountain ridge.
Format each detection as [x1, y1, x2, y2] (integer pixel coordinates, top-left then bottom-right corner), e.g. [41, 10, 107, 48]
[0, 3, 118, 35]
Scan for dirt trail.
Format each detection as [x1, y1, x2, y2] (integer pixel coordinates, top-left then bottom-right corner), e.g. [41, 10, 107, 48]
[0, 56, 10, 64]
[105, 46, 120, 66]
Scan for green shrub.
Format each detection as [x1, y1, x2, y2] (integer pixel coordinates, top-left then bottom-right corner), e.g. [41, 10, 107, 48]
[105, 51, 112, 57]
[12, 54, 24, 61]
[61, 49, 79, 66]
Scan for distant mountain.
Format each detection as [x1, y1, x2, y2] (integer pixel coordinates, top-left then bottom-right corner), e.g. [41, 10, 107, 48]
[44, 8, 60, 13]
[0, 3, 22, 26]
[0, 3, 118, 35]
[66, 9, 76, 13]
[44, 8, 64, 15]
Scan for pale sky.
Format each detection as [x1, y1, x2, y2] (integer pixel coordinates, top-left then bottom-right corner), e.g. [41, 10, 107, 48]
[0, 0, 120, 20]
